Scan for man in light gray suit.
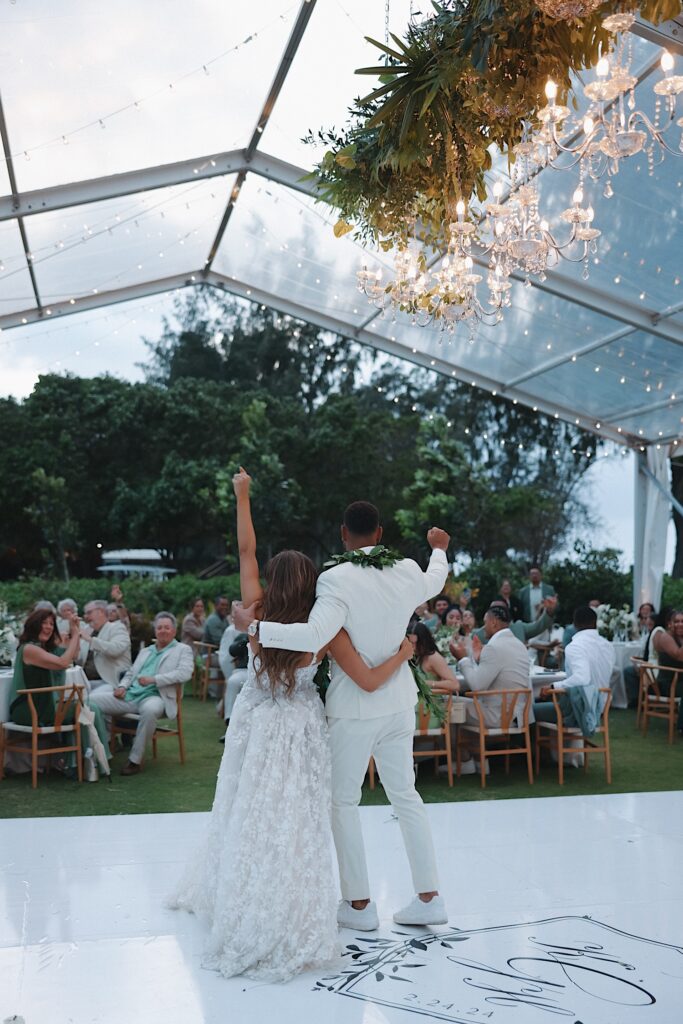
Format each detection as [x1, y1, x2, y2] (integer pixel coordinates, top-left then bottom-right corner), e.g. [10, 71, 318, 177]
[91, 611, 193, 775]
[452, 605, 529, 771]
[79, 600, 132, 689]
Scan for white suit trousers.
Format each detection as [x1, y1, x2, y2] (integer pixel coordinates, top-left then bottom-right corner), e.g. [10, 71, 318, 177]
[90, 687, 165, 765]
[327, 709, 440, 901]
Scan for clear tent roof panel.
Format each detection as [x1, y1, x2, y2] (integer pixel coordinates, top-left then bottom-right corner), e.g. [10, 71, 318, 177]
[26, 177, 233, 305]
[1, 0, 296, 192]
[265, 0, 414, 169]
[0, 218, 36, 313]
[513, 328, 683, 433]
[213, 174, 380, 329]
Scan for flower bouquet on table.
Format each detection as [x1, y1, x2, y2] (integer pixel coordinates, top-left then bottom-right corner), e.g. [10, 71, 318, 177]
[595, 604, 638, 642]
[0, 602, 21, 667]
[434, 625, 456, 661]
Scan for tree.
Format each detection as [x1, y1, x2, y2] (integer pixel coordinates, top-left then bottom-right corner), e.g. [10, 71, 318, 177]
[25, 468, 79, 582]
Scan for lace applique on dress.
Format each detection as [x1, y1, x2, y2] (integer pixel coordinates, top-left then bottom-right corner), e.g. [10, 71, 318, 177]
[168, 649, 339, 982]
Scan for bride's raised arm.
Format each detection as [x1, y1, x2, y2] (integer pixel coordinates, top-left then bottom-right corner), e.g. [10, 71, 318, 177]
[233, 467, 264, 610]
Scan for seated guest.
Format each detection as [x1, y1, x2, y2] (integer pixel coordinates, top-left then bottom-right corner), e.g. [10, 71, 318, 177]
[8, 607, 109, 764]
[563, 600, 609, 650]
[442, 606, 463, 632]
[433, 595, 451, 620]
[497, 579, 522, 621]
[533, 605, 615, 730]
[638, 602, 656, 631]
[107, 584, 131, 631]
[203, 595, 229, 647]
[517, 566, 556, 623]
[450, 608, 476, 658]
[624, 607, 662, 707]
[647, 609, 683, 728]
[217, 600, 243, 680]
[79, 600, 132, 690]
[408, 622, 460, 691]
[57, 598, 78, 640]
[451, 604, 529, 772]
[220, 633, 250, 742]
[414, 601, 440, 632]
[181, 597, 206, 646]
[472, 597, 557, 646]
[91, 611, 193, 775]
[33, 599, 57, 614]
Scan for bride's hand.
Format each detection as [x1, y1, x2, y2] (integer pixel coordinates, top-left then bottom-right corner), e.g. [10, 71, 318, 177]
[232, 466, 251, 498]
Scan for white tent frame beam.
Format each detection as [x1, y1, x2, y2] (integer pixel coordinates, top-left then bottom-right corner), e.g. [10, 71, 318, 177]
[0, 149, 311, 222]
[0, 268, 628, 446]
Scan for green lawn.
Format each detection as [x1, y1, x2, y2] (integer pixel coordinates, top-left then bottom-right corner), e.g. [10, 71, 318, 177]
[0, 698, 681, 818]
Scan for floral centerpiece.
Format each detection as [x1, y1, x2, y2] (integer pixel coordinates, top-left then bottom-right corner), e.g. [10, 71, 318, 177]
[595, 604, 638, 642]
[434, 625, 456, 662]
[0, 602, 21, 666]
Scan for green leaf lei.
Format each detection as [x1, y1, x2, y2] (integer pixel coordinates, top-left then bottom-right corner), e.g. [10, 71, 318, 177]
[410, 658, 447, 726]
[322, 544, 404, 571]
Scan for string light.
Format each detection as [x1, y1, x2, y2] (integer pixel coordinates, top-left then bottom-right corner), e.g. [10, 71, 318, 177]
[2, 5, 296, 164]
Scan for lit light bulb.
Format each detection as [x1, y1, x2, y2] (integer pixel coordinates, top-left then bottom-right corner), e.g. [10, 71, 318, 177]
[545, 79, 557, 102]
[583, 115, 594, 135]
[540, 219, 549, 232]
[596, 57, 609, 78]
[375, 268, 382, 280]
[492, 181, 503, 198]
[573, 187, 584, 205]
[661, 50, 674, 73]
[456, 199, 466, 218]
[464, 256, 473, 270]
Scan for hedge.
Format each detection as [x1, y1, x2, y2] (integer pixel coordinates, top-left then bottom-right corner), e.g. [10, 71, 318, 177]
[0, 574, 242, 617]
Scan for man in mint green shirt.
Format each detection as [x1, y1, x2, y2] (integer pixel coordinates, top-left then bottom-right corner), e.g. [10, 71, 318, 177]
[91, 611, 194, 775]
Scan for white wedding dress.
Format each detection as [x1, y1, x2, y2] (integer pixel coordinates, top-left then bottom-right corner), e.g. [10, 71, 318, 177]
[169, 649, 339, 982]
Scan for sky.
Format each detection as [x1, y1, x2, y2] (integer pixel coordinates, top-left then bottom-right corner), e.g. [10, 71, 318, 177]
[0, 292, 676, 576]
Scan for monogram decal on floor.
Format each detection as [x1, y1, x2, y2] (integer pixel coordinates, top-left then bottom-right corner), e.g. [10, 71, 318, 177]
[314, 916, 683, 1022]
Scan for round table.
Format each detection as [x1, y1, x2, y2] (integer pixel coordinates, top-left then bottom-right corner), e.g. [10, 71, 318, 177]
[609, 639, 645, 709]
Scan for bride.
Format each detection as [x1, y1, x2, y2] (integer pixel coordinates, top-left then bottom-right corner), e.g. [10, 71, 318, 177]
[169, 467, 413, 982]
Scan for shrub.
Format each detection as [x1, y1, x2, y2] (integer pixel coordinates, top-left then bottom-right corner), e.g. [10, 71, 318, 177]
[0, 574, 242, 617]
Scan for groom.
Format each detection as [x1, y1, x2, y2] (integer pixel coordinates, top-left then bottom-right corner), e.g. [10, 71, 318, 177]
[236, 501, 450, 931]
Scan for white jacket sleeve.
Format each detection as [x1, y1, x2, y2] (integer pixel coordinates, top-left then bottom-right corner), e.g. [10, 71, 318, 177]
[557, 640, 593, 689]
[458, 644, 501, 693]
[259, 573, 348, 653]
[415, 548, 449, 602]
[90, 623, 131, 658]
[155, 643, 195, 689]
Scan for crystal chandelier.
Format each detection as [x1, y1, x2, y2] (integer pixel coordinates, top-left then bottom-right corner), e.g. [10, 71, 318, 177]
[538, 11, 683, 196]
[357, 9, 682, 335]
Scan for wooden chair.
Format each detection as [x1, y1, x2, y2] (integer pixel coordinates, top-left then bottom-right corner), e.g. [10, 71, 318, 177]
[109, 683, 186, 764]
[535, 687, 612, 785]
[638, 662, 682, 744]
[457, 689, 533, 789]
[367, 689, 454, 789]
[191, 641, 224, 702]
[0, 683, 85, 789]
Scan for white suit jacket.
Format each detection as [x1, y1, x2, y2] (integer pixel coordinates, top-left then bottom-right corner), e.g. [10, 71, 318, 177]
[259, 548, 448, 719]
[82, 620, 132, 687]
[554, 627, 615, 713]
[458, 628, 529, 728]
[119, 640, 194, 720]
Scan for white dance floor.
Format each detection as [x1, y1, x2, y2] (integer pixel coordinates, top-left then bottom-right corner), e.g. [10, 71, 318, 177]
[1, 792, 682, 1024]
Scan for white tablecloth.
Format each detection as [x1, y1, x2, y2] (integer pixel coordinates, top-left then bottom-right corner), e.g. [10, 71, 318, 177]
[609, 640, 644, 709]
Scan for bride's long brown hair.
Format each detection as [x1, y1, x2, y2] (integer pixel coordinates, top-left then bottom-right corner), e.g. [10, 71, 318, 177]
[255, 549, 319, 697]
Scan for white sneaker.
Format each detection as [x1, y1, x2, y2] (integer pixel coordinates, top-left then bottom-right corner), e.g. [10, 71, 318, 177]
[458, 757, 489, 776]
[393, 894, 448, 926]
[337, 900, 379, 931]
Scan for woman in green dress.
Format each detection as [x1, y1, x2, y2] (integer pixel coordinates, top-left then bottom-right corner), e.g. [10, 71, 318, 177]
[8, 607, 109, 774]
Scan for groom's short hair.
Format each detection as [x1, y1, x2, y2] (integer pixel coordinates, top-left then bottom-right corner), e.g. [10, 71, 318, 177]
[344, 500, 380, 536]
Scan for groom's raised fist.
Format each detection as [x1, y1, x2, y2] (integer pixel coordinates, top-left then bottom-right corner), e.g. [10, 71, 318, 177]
[427, 527, 450, 551]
